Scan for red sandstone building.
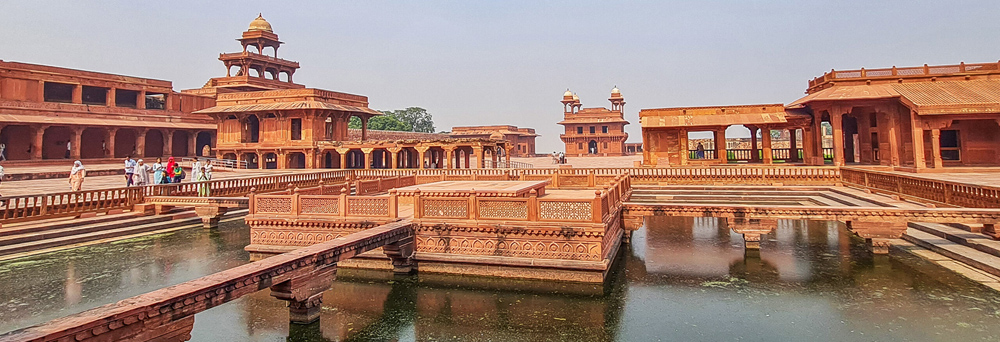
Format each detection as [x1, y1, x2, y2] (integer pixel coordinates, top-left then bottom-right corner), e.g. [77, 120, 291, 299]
[0, 61, 216, 162]
[449, 125, 538, 157]
[558, 87, 630, 156]
[642, 61, 1000, 171]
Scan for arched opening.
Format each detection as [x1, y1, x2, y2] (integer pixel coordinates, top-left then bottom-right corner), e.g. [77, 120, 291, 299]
[228, 65, 242, 77]
[248, 68, 260, 78]
[80, 128, 105, 159]
[263, 69, 276, 80]
[278, 71, 289, 82]
[286, 152, 306, 169]
[346, 149, 365, 169]
[264, 46, 277, 57]
[244, 115, 260, 143]
[42, 126, 73, 159]
[398, 147, 419, 168]
[588, 140, 598, 155]
[425, 147, 445, 169]
[196, 131, 213, 157]
[114, 129, 138, 158]
[0, 125, 34, 160]
[222, 153, 237, 161]
[144, 130, 164, 158]
[242, 153, 259, 169]
[687, 131, 716, 160]
[263, 153, 278, 169]
[171, 131, 190, 157]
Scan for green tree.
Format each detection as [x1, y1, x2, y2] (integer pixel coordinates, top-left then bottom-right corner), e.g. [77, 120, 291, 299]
[381, 107, 435, 133]
[366, 115, 412, 131]
[348, 116, 362, 129]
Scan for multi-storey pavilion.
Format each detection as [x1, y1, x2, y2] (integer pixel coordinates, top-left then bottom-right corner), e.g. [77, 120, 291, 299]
[195, 16, 507, 170]
[0, 61, 216, 162]
[641, 61, 1000, 171]
[449, 125, 538, 157]
[558, 87, 630, 156]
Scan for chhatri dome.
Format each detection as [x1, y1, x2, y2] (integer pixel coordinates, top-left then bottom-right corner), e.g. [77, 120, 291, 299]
[563, 89, 573, 97]
[248, 14, 273, 32]
[611, 86, 621, 95]
[489, 131, 505, 140]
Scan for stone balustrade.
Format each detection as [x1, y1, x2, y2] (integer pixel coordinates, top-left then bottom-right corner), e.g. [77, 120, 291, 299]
[842, 167, 1000, 208]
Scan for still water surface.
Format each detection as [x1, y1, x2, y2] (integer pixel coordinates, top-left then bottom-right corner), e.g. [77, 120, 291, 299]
[2, 217, 1000, 341]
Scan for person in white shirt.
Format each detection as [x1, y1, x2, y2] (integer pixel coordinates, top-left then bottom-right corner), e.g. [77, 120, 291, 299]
[124, 156, 137, 187]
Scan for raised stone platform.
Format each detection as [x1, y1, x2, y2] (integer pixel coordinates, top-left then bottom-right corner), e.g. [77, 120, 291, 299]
[393, 180, 549, 197]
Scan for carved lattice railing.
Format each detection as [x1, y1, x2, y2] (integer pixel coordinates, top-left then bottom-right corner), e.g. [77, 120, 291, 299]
[841, 167, 1000, 208]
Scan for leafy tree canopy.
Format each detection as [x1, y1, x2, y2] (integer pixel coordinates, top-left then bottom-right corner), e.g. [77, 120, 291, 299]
[347, 107, 436, 133]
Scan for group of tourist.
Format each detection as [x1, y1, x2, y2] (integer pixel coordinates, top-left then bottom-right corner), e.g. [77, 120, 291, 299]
[551, 151, 567, 164]
[62, 157, 214, 192]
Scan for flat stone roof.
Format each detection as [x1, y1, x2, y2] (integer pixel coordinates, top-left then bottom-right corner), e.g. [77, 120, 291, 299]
[394, 180, 549, 197]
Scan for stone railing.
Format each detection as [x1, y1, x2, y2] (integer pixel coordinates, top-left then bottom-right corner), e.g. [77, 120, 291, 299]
[353, 175, 416, 195]
[0, 220, 414, 342]
[842, 167, 1000, 208]
[250, 191, 398, 220]
[807, 61, 1000, 90]
[353, 166, 840, 186]
[0, 170, 353, 224]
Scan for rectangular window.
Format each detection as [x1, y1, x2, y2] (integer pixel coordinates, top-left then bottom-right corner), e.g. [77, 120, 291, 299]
[590, 126, 596, 134]
[940, 130, 960, 161]
[81, 86, 108, 105]
[291, 118, 303, 140]
[602, 126, 609, 133]
[43, 82, 75, 103]
[144, 93, 166, 110]
[115, 89, 138, 108]
[577, 127, 583, 134]
[578, 142, 583, 150]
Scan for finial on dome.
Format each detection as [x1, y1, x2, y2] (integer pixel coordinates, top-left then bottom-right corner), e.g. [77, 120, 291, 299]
[248, 13, 273, 32]
[611, 85, 620, 95]
[563, 89, 573, 97]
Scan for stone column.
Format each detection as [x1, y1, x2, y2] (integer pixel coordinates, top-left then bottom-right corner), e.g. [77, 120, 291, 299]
[31, 125, 48, 160]
[388, 147, 401, 169]
[788, 129, 798, 162]
[748, 126, 759, 163]
[361, 148, 373, 169]
[714, 128, 727, 163]
[305, 150, 316, 168]
[70, 127, 84, 160]
[361, 116, 369, 141]
[382, 236, 416, 275]
[164, 130, 174, 156]
[831, 112, 845, 166]
[445, 148, 454, 169]
[762, 127, 773, 164]
[812, 114, 825, 165]
[473, 147, 484, 168]
[416, 147, 428, 169]
[336, 148, 349, 169]
[886, 109, 901, 167]
[911, 111, 926, 170]
[187, 132, 197, 157]
[136, 129, 147, 158]
[931, 128, 943, 168]
[107, 128, 118, 158]
[802, 127, 815, 164]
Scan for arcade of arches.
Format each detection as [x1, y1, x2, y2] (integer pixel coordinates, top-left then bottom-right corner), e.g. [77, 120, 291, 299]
[0, 124, 214, 161]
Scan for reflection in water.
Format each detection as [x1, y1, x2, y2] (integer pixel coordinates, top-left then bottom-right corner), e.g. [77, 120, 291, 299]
[5, 217, 1000, 341]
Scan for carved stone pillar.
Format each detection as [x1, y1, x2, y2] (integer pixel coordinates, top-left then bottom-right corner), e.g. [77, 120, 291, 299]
[748, 126, 759, 163]
[106, 128, 118, 158]
[31, 125, 48, 160]
[72, 84, 82, 104]
[269, 263, 337, 324]
[70, 127, 84, 160]
[164, 130, 174, 156]
[831, 111, 845, 166]
[444, 148, 454, 169]
[473, 147, 484, 168]
[931, 128, 943, 169]
[135, 129, 147, 158]
[910, 110, 926, 169]
[336, 148, 349, 169]
[187, 131, 197, 157]
[388, 147, 401, 169]
[194, 206, 227, 228]
[416, 147, 428, 169]
[137, 90, 146, 110]
[788, 128, 798, 162]
[107, 87, 116, 107]
[847, 219, 907, 254]
[361, 147, 373, 169]
[360, 116, 369, 141]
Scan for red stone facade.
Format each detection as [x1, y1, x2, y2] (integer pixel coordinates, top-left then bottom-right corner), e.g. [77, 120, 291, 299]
[449, 125, 538, 157]
[558, 87, 630, 156]
[0, 61, 217, 162]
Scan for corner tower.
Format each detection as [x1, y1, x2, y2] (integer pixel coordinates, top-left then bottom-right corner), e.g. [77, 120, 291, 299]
[194, 14, 305, 94]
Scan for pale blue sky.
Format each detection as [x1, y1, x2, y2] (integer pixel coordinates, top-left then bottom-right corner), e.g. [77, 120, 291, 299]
[2, 1, 998, 152]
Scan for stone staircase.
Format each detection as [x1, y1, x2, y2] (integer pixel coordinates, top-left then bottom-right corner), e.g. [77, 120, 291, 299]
[904, 222, 1000, 279]
[0, 208, 247, 261]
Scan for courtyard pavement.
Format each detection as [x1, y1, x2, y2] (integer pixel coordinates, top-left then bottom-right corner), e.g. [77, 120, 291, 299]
[0, 169, 304, 197]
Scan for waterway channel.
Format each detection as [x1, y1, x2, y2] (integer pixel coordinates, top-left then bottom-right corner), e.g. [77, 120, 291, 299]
[3, 217, 1000, 341]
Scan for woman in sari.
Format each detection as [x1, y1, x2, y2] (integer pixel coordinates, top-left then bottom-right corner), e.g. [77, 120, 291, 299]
[133, 159, 150, 186]
[69, 161, 86, 191]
